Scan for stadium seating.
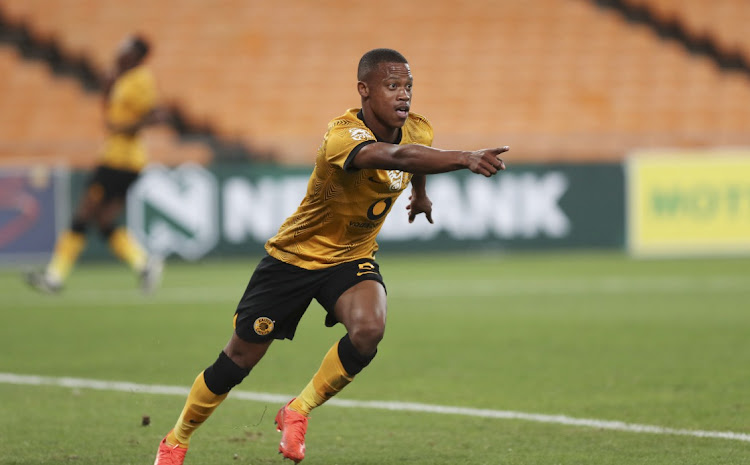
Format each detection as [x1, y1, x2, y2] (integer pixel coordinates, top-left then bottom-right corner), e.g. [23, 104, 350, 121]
[0, 46, 98, 163]
[1, 0, 749, 166]
[626, 0, 750, 56]
[0, 46, 210, 168]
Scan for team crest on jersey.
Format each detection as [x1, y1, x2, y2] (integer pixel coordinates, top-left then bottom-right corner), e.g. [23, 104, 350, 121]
[253, 317, 275, 336]
[349, 128, 371, 141]
[387, 170, 406, 191]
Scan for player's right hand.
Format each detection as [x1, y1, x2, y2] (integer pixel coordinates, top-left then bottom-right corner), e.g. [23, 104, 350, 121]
[467, 146, 509, 177]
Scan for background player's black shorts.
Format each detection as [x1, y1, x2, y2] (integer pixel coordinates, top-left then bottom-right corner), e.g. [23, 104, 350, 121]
[234, 255, 386, 342]
[86, 165, 140, 202]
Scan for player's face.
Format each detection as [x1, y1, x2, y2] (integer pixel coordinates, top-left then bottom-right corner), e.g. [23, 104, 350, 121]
[368, 62, 413, 129]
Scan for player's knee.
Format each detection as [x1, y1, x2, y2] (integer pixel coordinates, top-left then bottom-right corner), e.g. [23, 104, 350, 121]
[347, 318, 385, 356]
[202, 351, 252, 395]
[338, 333, 377, 376]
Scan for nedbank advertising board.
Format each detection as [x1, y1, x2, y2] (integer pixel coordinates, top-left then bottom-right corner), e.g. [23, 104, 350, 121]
[11, 154, 750, 263]
[117, 162, 624, 260]
[627, 150, 750, 257]
[7, 162, 622, 263]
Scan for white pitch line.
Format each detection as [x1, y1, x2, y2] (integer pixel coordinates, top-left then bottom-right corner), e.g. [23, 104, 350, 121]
[11, 275, 750, 307]
[1, 372, 749, 443]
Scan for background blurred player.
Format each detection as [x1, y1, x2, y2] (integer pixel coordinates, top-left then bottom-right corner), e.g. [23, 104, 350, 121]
[25, 34, 166, 294]
[153, 48, 508, 464]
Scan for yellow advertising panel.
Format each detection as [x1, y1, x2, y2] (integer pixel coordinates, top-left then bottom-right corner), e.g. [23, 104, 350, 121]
[627, 149, 750, 257]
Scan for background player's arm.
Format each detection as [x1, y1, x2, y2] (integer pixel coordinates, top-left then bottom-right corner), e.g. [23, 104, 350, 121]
[352, 143, 509, 177]
[106, 107, 171, 136]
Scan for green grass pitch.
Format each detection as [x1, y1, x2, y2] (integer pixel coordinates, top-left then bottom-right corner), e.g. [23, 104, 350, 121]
[1, 251, 749, 464]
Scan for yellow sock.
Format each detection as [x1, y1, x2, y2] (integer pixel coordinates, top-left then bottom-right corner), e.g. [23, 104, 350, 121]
[168, 372, 228, 447]
[46, 230, 86, 283]
[108, 227, 147, 271]
[290, 340, 353, 416]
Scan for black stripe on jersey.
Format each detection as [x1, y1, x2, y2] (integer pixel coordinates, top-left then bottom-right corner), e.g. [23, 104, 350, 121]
[344, 140, 377, 171]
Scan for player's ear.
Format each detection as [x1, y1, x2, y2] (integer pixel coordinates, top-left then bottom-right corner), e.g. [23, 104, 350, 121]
[357, 81, 369, 98]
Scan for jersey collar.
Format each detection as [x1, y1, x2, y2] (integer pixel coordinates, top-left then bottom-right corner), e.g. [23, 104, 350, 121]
[357, 109, 403, 144]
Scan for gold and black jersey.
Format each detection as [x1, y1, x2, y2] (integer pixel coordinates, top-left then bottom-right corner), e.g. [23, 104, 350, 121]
[266, 108, 434, 269]
[100, 65, 157, 172]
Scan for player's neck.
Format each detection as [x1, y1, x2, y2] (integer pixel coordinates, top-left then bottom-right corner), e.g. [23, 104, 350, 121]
[359, 109, 400, 144]
[115, 61, 141, 78]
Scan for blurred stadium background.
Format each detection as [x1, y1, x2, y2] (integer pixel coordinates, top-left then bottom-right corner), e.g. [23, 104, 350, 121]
[1, 0, 750, 263]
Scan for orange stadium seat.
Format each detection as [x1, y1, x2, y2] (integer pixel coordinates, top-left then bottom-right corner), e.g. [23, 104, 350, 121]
[1, 0, 750, 166]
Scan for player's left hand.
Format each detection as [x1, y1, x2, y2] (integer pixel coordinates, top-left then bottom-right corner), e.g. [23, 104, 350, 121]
[407, 194, 433, 224]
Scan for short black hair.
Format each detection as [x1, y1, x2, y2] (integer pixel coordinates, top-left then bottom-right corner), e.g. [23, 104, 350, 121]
[357, 48, 408, 81]
[131, 35, 150, 61]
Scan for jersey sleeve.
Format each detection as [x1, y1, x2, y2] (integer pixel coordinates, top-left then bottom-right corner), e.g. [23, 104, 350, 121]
[324, 124, 376, 170]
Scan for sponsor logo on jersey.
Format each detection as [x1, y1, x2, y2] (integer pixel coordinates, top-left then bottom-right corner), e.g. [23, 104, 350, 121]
[367, 198, 393, 221]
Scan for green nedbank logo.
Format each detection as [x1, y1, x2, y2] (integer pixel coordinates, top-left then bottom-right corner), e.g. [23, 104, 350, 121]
[126, 164, 575, 260]
[127, 164, 219, 260]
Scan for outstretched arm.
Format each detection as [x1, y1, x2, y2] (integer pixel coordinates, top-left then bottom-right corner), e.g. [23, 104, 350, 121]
[351, 143, 508, 177]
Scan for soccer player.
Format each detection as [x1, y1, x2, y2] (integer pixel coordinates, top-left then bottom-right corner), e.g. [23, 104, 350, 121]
[153, 48, 508, 464]
[25, 35, 165, 294]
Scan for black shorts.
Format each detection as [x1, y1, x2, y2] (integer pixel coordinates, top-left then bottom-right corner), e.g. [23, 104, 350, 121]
[234, 255, 386, 342]
[85, 166, 139, 202]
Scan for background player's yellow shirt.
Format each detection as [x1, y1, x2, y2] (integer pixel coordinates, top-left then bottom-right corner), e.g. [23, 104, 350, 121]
[266, 108, 434, 269]
[100, 65, 157, 172]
